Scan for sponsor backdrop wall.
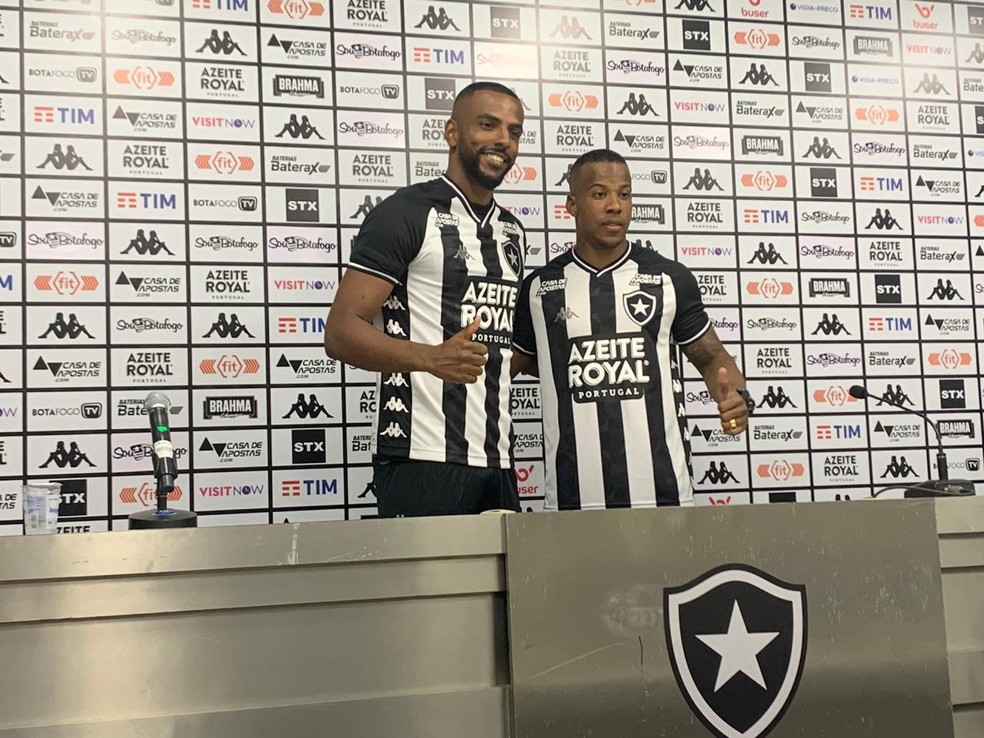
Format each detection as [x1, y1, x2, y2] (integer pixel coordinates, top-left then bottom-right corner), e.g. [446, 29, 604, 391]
[2, 0, 983, 533]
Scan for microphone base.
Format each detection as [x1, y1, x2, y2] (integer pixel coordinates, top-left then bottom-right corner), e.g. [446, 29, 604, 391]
[128, 509, 198, 529]
[903, 479, 976, 498]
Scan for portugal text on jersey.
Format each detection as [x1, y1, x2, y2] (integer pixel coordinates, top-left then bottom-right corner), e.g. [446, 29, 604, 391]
[349, 176, 526, 468]
[514, 243, 708, 509]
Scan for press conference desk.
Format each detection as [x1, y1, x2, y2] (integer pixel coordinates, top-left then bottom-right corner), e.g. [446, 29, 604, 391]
[0, 499, 979, 737]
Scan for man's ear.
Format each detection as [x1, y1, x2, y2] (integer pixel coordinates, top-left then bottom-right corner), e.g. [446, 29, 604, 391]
[566, 193, 576, 218]
[444, 118, 457, 148]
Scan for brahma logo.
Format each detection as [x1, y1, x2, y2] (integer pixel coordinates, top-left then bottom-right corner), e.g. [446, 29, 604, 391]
[34, 272, 99, 296]
[746, 279, 794, 299]
[194, 151, 255, 175]
[733, 28, 781, 49]
[927, 349, 972, 371]
[740, 171, 788, 192]
[113, 66, 175, 90]
[854, 105, 900, 125]
[756, 460, 806, 481]
[199, 355, 261, 378]
[120, 483, 183, 507]
[547, 91, 599, 113]
[268, 0, 325, 19]
[812, 386, 859, 407]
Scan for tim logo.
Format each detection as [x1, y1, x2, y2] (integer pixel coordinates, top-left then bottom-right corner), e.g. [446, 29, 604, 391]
[551, 16, 591, 40]
[665, 565, 807, 738]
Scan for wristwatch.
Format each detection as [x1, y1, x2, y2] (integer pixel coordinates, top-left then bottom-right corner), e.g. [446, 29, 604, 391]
[736, 388, 755, 417]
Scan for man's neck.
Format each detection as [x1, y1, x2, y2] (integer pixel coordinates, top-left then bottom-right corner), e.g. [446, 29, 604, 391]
[574, 239, 629, 271]
[444, 167, 493, 206]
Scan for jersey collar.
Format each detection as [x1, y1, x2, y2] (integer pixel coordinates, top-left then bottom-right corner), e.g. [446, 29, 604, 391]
[441, 175, 496, 228]
[571, 241, 633, 277]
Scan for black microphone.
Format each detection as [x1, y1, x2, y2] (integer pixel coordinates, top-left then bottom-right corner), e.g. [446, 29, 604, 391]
[144, 392, 178, 510]
[849, 384, 974, 497]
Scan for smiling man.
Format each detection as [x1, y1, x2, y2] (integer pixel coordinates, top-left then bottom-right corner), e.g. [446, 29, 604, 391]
[324, 82, 528, 517]
[512, 149, 752, 511]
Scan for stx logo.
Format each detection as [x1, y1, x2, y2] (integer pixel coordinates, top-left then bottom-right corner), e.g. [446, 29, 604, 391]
[267, 0, 325, 18]
[412, 47, 465, 64]
[928, 350, 972, 371]
[120, 483, 183, 506]
[199, 355, 261, 378]
[34, 272, 99, 295]
[504, 165, 537, 184]
[812, 386, 859, 406]
[733, 29, 781, 49]
[547, 91, 599, 113]
[113, 66, 176, 90]
[756, 460, 806, 481]
[33, 106, 95, 125]
[855, 105, 900, 125]
[740, 171, 788, 191]
[746, 278, 794, 298]
[194, 152, 255, 175]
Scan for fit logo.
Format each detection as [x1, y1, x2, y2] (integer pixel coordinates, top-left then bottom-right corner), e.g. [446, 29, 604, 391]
[113, 66, 175, 90]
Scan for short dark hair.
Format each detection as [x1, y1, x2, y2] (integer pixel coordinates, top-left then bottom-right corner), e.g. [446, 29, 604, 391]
[568, 149, 628, 193]
[451, 81, 521, 115]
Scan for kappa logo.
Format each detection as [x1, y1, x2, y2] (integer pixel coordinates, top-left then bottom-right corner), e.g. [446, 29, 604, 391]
[551, 16, 592, 40]
[622, 290, 658, 326]
[739, 63, 779, 86]
[674, 0, 716, 10]
[665, 565, 807, 738]
[913, 72, 949, 95]
[414, 6, 461, 31]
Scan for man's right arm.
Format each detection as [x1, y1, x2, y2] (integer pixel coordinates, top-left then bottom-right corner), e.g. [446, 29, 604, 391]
[324, 269, 488, 384]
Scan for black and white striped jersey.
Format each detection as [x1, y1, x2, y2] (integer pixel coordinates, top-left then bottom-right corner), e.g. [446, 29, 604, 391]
[513, 244, 709, 509]
[348, 176, 526, 469]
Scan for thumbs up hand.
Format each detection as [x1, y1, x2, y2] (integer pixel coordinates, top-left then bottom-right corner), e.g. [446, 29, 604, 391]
[716, 367, 748, 436]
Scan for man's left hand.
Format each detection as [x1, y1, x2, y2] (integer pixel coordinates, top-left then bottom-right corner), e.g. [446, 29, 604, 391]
[716, 367, 748, 436]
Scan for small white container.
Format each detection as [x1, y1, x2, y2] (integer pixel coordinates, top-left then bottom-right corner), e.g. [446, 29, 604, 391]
[23, 483, 61, 535]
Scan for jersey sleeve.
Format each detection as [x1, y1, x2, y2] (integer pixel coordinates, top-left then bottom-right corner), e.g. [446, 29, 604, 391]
[347, 193, 426, 286]
[512, 271, 537, 356]
[670, 265, 711, 345]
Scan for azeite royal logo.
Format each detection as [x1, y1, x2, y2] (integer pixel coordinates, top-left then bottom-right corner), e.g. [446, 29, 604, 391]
[665, 565, 807, 738]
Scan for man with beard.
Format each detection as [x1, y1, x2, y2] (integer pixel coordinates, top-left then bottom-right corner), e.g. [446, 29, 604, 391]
[325, 82, 527, 517]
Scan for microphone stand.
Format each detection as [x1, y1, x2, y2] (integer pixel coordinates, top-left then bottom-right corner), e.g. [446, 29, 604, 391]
[850, 385, 975, 498]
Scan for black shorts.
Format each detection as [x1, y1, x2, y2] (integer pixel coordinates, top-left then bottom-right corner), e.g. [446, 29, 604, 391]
[372, 458, 521, 518]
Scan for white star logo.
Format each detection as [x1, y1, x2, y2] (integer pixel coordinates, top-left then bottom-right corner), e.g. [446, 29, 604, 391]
[696, 601, 779, 692]
[629, 297, 649, 316]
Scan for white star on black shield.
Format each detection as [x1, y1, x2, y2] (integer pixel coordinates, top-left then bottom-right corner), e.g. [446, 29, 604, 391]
[623, 290, 657, 326]
[664, 564, 808, 738]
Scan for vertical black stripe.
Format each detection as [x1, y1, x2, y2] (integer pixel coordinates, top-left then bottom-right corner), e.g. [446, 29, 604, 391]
[635, 256, 681, 505]
[540, 260, 580, 509]
[440, 219, 469, 463]
[592, 274, 631, 508]
[376, 283, 412, 458]
[479, 217, 504, 466]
